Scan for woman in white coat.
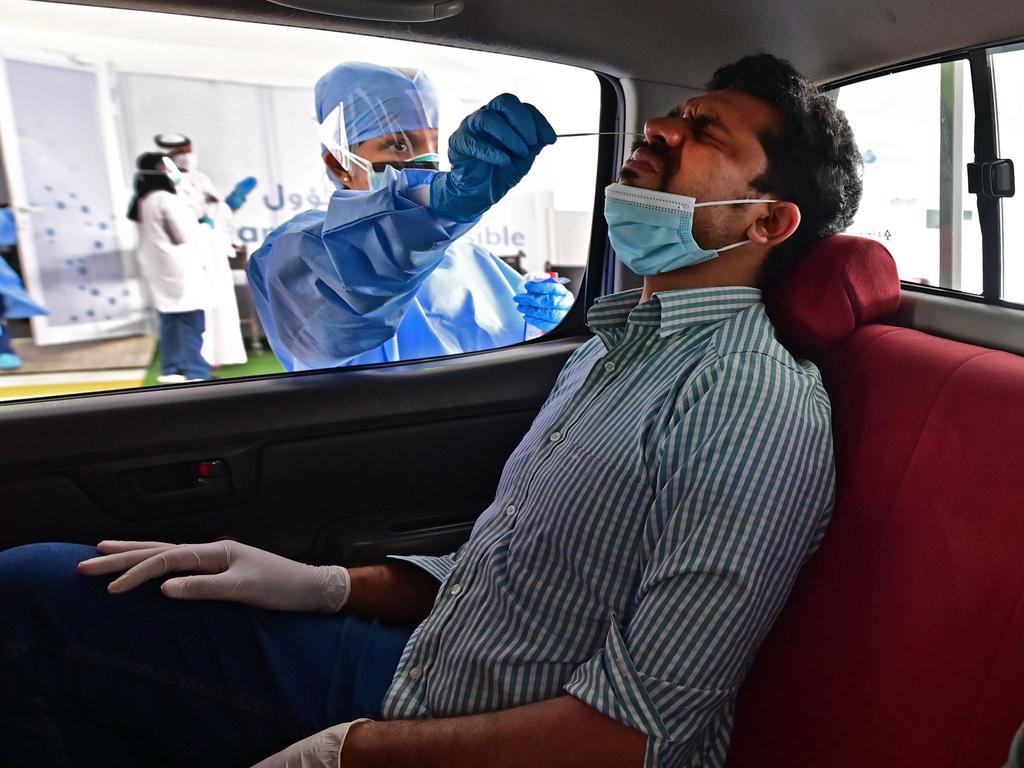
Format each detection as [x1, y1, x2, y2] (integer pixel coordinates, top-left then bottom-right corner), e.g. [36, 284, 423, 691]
[155, 133, 248, 368]
[127, 153, 212, 382]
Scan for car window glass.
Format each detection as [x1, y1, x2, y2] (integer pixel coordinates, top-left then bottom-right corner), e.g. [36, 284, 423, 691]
[0, 0, 600, 401]
[993, 47, 1024, 302]
[832, 60, 982, 292]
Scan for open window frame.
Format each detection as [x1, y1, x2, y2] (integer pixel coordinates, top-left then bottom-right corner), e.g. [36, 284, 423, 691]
[825, 40, 1024, 312]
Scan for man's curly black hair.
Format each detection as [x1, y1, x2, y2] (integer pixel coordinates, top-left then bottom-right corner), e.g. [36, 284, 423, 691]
[706, 54, 863, 286]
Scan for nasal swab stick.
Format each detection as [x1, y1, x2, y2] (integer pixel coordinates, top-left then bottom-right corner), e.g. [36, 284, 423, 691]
[555, 131, 645, 138]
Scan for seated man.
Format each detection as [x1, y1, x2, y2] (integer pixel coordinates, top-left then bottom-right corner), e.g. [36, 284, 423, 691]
[0, 53, 861, 768]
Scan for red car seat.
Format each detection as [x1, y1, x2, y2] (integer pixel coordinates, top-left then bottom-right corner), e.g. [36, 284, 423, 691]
[727, 235, 1024, 768]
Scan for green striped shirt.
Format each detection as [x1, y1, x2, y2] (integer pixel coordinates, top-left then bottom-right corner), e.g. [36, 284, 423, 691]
[383, 286, 835, 767]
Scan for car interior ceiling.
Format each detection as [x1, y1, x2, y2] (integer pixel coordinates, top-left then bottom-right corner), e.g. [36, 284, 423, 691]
[48, 0, 1024, 85]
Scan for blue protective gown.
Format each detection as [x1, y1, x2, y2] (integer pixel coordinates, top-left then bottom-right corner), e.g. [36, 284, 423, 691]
[247, 169, 527, 371]
[0, 208, 15, 247]
[0, 209, 46, 319]
[0, 256, 46, 319]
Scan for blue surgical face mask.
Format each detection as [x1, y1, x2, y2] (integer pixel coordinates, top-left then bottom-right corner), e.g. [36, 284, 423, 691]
[603, 182, 775, 275]
[330, 153, 442, 194]
[367, 153, 441, 191]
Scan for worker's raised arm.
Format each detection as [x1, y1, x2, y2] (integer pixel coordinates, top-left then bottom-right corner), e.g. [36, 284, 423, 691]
[246, 94, 555, 372]
[245, 173, 474, 371]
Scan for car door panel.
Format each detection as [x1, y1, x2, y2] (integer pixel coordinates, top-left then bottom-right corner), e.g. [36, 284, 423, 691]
[0, 337, 584, 560]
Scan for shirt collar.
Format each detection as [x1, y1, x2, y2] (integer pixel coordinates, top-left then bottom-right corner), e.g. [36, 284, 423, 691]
[587, 286, 762, 340]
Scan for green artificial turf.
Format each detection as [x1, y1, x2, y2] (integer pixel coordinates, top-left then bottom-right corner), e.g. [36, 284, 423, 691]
[143, 346, 286, 387]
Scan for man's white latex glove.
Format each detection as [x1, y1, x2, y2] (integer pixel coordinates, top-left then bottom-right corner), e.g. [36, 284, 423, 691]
[251, 719, 370, 768]
[77, 540, 350, 613]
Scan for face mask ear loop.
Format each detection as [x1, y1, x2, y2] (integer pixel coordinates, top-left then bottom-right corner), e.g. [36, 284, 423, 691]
[344, 151, 372, 178]
[323, 167, 346, 193]
[715, 239, 751, 253]
[692, 199, 775, 253]
[693, 198, 778, 207]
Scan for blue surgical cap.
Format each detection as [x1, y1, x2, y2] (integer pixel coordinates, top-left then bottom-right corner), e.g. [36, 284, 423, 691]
[315, 62, 440, 147]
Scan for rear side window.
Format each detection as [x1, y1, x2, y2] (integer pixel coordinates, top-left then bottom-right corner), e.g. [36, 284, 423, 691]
[832, 60, 983, 293]
[832, 47, 1024, 308]
[0, 1, 602, 402]
[993, 47, 1024, 302]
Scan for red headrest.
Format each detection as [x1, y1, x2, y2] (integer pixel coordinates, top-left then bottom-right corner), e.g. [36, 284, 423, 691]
[766, 235, 901, 354]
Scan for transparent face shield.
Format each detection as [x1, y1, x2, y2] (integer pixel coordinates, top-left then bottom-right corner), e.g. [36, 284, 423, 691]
[312, 65, 458, 191]
[317, 86, 442, 191]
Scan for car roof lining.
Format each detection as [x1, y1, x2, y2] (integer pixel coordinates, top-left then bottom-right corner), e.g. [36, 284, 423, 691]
[41, 0, 1024, 87]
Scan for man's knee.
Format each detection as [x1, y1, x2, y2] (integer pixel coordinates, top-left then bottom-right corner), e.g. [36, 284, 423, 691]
[0, 543, 99, 630]
[0, 542, 96, 587]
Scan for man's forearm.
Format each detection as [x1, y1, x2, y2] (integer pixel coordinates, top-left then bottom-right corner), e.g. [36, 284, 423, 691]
[345, 562, 440, 622]
[341, 695, 646, 768]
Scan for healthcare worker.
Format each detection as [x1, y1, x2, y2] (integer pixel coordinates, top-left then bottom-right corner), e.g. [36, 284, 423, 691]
[246, 62, 573, 371]
[154, 133, 250, 369]
[127, 153, 212, 382]
[0, 207, 47, 371]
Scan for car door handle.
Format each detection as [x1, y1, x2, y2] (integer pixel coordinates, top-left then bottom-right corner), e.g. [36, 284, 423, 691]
[121, 459, 233, 510]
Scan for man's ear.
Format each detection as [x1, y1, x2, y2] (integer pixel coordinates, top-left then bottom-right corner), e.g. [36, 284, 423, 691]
[746, 202, 801, 248]
[323, 152, 351, 189]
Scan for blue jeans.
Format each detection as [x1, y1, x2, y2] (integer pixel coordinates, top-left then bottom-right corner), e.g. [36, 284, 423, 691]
[0, 295, 13, 355]
[0, 543, 414, 767]
[158, 309, 211, 379]
[0, 324, 12, 355]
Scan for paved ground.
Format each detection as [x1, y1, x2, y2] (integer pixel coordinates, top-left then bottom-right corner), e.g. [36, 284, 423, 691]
[4, 334, 154, 373]
[0, 336, 284, 402]
[0, 335, 153, 401]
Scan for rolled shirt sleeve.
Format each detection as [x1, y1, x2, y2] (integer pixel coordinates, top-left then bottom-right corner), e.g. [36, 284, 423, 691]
[387, 543, 467, 583]
[246, 168, 478, 371]
[564, 351, 836, 767]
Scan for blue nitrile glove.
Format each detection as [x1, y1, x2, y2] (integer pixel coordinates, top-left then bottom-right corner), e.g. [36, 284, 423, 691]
[429, 93, 556, 222]
[199, 215, 215, 229]
[514, 279, 574, 333]
[225, 176, 257, 211]
[0, 208, 16, 247]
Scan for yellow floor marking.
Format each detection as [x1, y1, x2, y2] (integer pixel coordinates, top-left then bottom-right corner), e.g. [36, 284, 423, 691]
[0, 379, 144, 401]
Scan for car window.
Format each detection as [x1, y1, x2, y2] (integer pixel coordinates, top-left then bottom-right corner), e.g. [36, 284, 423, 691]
[993, 46, 1024, 302]
[832, 60, 983, 293]
[0, 0, 601, 401]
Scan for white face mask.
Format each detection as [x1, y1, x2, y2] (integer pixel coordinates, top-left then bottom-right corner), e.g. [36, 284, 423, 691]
[173, 152, 197, 172]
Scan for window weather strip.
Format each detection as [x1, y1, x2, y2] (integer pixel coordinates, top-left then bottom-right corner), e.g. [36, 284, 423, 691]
[968, 48, 1003, 301]
[938, 61, 966, 291]
[589, 74, 625, 305]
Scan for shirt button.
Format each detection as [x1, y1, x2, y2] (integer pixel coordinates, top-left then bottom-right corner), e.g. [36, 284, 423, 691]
[604, 361, 616, 372]
[449, 583, 463, 596]
[549, 431, 562, 443]
[409, 666, 423, 680]
[505, 504, 517, 516]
